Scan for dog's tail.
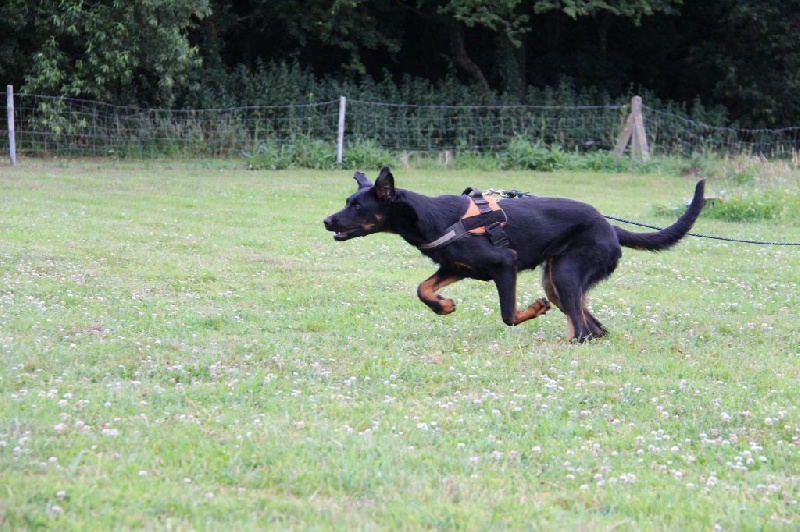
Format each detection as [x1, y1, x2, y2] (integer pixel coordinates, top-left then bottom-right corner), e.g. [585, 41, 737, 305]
[614, 180, 705, 251]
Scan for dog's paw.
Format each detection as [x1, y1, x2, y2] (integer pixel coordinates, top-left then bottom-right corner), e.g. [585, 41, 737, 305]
[529, 298, 550, 317]
[435, 296, 456, 315]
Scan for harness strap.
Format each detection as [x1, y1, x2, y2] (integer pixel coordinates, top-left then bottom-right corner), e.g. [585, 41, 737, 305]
[420, 190, 510, 250]
[461, 187, 493, 214]
[418, 221, 469, 250]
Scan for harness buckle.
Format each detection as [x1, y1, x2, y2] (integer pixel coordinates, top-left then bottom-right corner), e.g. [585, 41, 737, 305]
[486, 222, 509, 248]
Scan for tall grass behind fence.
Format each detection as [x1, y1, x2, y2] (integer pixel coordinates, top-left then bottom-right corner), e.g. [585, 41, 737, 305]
[646, 107, 800, 157]
[345, 100, 626, 153]
[2, 93, 340, 158]
[2, 90, 800, 159]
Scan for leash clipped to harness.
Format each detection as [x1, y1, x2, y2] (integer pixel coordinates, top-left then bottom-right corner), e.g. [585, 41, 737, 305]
[420, 188, 509, 250]
[485, 188, 533, 199]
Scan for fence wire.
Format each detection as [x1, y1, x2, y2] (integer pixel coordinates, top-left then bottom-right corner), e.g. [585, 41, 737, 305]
[2, 93, 340, 158]
[2, 91, 800, 159]
[346, 100, 625, 152]
[645, 107, 800, 157]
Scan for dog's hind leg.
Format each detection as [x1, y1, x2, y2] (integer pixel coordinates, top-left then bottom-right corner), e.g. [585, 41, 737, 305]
[542, 259, 562, 309]
[417, 268, 463, 315]
[543, 257, 606, 342]
[584, 309, 607, 337]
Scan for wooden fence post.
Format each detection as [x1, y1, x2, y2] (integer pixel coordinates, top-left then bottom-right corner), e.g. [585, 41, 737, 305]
[336, 96, 346, 165]
[615, 95, 649, 163]
[6, 85, 16, 166]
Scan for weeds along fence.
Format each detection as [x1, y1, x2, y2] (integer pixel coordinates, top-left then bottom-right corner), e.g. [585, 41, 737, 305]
[3, 88, 800, 162]
[2, 92, 342, 159]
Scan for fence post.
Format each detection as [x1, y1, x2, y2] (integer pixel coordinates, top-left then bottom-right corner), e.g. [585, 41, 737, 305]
[615, 95, 650, 163]
[7, 85, 16, 166]
[336, 96, 346, 165]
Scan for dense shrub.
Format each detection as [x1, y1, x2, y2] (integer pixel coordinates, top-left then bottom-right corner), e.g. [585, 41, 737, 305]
[188, 60, 626, 110]
[702, 192, 797, 222]
[502, 136, 568, 171]
[341, 138, 394, 170]
[244, 137, 336, 170]
[243, 136, 393, 170]
[654, 189, 799, 223]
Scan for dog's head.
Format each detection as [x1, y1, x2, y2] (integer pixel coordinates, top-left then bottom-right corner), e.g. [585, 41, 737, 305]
[323, 166, 397, 241]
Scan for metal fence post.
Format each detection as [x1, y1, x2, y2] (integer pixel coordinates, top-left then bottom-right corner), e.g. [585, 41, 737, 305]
[336, 95, 346, 165]
[7, 85, 16, 166]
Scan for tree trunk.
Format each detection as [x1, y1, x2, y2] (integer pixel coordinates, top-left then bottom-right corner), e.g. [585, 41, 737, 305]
[496, 32, 526, 102]
[595, 12, 612, 57]
[448, 21, 490, 96]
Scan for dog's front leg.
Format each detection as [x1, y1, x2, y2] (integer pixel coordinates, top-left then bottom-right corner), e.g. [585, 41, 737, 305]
[493, 262, 550, 326]
[417, 269, 463, 315]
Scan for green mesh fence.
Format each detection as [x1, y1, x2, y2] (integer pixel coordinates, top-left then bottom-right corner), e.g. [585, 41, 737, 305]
[645, 107, 800, 157]
[345, 100, 625, 152]
[2, 93, 340, 158]
[2, 92, 800, 159]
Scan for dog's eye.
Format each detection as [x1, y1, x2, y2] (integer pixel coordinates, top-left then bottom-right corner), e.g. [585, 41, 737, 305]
[352, 201, 361, 210]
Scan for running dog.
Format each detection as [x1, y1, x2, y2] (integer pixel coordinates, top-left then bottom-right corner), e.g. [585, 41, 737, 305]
[324, 166, 704, 342]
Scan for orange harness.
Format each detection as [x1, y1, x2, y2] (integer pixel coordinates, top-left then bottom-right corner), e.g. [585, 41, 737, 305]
[462, 196, 505, 235]
[419, 191, 509, 250]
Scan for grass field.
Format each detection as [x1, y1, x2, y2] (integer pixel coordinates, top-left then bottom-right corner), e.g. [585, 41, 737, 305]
[1, 159, 798, 530]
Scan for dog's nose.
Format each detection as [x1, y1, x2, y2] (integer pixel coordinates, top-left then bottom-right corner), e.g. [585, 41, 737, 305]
[323, 216, 334, 230]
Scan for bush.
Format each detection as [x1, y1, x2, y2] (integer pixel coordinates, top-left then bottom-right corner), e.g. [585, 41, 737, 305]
[654, 190, 799, 223]
[244, 137, 337, 170]
[341, 138, 394, 170]
[502, 135, 567, 171]
[242, 136, 393, 170]
[702, 192, 791, 222]
[567, 150, 639, 173]
[243, 143, 296, 170]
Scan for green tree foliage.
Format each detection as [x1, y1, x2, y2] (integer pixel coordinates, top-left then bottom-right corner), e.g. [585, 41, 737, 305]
[17, 0, 211, 106]
[535, 0, 682, 22]
[388, 1, 683, 98]
[0, 2, 36, 88]
[682, 0, 800, 126]
[221, 0, 402, 75]
[535, 0, 682, 55]
[1, 0, 799, 126]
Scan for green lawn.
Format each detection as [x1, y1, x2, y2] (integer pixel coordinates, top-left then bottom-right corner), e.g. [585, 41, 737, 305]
[1, 160, 798, 530]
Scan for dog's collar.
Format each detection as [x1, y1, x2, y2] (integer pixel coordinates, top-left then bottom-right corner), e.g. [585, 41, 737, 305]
[419, 194, 508, 250]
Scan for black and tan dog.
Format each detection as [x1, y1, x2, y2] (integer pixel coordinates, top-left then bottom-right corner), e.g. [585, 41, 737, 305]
[324, 166, 705, 342]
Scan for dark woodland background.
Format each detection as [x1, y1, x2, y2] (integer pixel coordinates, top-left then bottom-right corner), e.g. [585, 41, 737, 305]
[2, 1, 799, 127]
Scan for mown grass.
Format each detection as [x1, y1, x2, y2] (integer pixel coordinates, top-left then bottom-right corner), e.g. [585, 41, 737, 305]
[1, 159, 798, 530]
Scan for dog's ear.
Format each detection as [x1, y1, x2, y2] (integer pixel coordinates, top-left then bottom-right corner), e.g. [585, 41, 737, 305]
[375, 166, 395, 202]
[353, 171, 372, 189]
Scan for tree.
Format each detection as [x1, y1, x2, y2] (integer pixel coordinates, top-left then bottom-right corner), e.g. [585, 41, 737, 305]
[222, 0, 402, 75]
[0, 1, 39, 89]
[396, 0, 529, 96]
[682, 0, 800, 126]
[397, 1, 683, 98]
[221, 0, 526, 97]
[535, 0, 682, 55]
[20, 0, 211, 106]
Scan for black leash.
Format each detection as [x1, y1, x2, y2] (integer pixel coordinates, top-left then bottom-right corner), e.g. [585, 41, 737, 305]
[484, 189, 800, 247]
[603, 215, 800, 246]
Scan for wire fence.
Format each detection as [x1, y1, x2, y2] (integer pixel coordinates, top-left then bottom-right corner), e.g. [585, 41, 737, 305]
[346, 100, 625, 153]
[2, 93, 341, 158]
[3, 89, 800, 160]
[645, 107, 800, 158]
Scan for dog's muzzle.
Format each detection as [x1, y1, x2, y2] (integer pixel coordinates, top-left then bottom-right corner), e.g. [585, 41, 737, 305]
[324, 216, 361, 241]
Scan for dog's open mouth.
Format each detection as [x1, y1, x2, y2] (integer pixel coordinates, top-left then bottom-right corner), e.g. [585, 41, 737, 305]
[332, 228, 363, 241]
[325, 217, 376, 241]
